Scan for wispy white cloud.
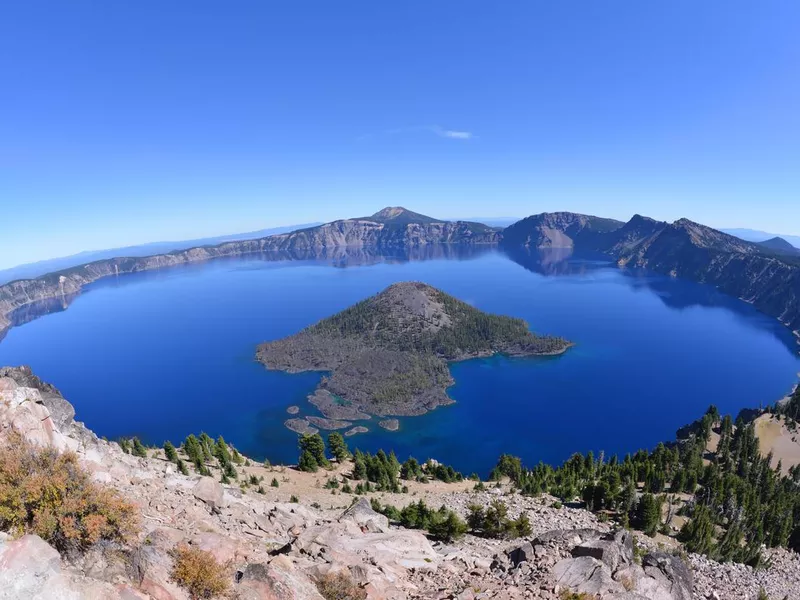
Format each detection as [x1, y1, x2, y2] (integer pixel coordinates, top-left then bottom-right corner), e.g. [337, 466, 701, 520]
[431, 126, 473, 140]
[358, 125, 474, 142]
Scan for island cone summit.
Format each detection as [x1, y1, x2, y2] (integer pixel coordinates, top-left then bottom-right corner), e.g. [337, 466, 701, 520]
[257, 282, 569, 424]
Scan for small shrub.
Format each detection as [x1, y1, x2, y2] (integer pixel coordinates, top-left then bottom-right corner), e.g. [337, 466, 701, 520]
[315, 571, 367, 600]
[131, 437, 148, 458]
[559, 591, 595, 600]
[551, 501, 562, 509]
[270, 478, 279, 488]
[0, 432, 139, 554]
[290, 494, 299, 503]
[170, 544, 230, 599]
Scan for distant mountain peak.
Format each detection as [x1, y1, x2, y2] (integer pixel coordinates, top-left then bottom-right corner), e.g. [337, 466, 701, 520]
[758, 236, 800, 255]
[367, 207, 440, 224]
[372, 206, 410, 219]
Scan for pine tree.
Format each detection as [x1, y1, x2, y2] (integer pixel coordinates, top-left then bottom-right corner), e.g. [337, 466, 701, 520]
[163, 440, 178, 463]
[352, 451, 367, 480]
[298, 449, 319, 473]
[327, 432, 350, 463]
[637, 493, 662, 537]
[680, 503, 715, 555]
[512, 512, 532, 537]
[429, 511, 468, 542]
[298, 433, 329, 468]
[132, 437, 148, 458]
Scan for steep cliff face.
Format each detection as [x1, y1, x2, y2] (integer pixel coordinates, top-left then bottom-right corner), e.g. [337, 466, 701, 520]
[0, 208, 499, 340]
[501, 212, 624, 249]
[502, 212, 800, 332]
[616, 219, 800, 330]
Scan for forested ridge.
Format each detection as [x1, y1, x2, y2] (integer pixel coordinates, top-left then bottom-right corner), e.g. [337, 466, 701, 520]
[308, 284, 568, 358]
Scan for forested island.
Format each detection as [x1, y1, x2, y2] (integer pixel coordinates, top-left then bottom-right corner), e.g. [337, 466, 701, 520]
[257, 281, 570, 427]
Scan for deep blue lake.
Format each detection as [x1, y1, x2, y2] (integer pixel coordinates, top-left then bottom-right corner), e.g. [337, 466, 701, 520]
[1, 247, 798, 476]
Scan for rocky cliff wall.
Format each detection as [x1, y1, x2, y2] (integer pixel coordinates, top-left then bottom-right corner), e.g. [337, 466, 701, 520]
[0, 220, 499, 340]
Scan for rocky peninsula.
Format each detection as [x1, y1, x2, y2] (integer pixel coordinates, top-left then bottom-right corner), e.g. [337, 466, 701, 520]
[257, 282, 570, 430]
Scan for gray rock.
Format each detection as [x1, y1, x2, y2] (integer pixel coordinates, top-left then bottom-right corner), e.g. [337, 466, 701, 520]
[612, 528, 634, 565]
[572, 538, 623, 571]
[534, 527, 603, 546]
[553, 556, 625, 596]
[193, 476, 226, 511]
[339, 497, 389, 533]
[642, 552, 693, 600]
[0, 366, 75, 430]
[507, 542, 536, 566]
[0, 534, 64, 599]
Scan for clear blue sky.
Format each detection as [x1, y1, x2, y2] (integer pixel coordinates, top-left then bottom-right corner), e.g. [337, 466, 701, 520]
[2, 1, 799, 269]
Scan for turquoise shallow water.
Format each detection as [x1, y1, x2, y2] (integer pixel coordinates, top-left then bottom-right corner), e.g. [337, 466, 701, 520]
[0, 248, 798, 476]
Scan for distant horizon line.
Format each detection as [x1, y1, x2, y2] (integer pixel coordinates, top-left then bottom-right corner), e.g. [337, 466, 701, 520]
[2, 210, 798, 275]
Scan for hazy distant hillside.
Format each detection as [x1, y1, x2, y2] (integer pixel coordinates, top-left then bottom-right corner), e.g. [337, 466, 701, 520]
[723, 228, 800, 249]
[0, 223, 320, 285]
[758, 237, 800, 256]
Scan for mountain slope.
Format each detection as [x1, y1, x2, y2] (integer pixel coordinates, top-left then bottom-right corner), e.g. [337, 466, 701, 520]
[365, 206, 440, 225]
[501, 212, 800, 331]
[257, 282, 569, 419]
[723, 228, 800, 249]
[501, 212, 624, 249]
[758, 237, 800, 255]
[615, 219, 800, 330]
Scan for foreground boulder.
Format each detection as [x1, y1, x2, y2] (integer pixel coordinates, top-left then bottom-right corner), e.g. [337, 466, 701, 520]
[0, 534, 145, 600]
[193, 476, 227, 511]
[338, 497, 390, 533]
[551, 529, 693, 600]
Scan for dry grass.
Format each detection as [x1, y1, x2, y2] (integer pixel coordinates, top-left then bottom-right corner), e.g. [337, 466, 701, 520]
[315, 570, 367, 600]
[170, 544, 231, 599]
[0, 431, 139, 553]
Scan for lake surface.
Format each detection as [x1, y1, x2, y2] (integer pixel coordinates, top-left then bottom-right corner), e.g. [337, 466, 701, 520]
[1, 247, 798, 476]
